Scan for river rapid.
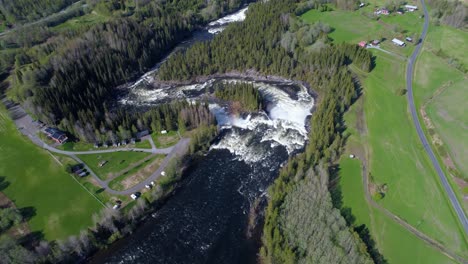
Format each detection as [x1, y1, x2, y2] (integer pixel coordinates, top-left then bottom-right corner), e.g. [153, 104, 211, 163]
[93, 6, 315, 264]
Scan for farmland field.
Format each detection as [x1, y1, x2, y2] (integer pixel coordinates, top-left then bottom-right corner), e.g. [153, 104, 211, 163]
[338, 156, 456, 264]
[0, 107, 102, 240]
[413, 25, 468, 181]
[301, 5, 422, 57]
[302, 4, 468, 261]
[362, 52, 467, 257]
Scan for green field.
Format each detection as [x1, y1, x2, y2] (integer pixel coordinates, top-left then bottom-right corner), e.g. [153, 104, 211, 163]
[58, 141, 95, 151]
[78, 151, 151, 180]
[301, 6, 422, 57]
[302, 5, 468, 262]
[363, 52, 467, 257]
[338, 157, 455, 264]
[413, 26, 468, 180]
[134, 139, 152, 149]
[51, 11, 110, 33]
[0, 109, 102, 240]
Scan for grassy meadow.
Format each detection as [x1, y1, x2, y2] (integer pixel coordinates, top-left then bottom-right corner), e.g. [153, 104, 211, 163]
[0, 108, 102, 240]
[339, 157, 456, 264]
[78, 151, 151, 180]
[301, 4, 423, 57]
[413, 25, 468, 181]
[363, 51, 467, 258]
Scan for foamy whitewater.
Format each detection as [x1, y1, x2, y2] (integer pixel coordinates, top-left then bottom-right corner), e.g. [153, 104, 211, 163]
[207, 7, 248, 34]
[122, 79, 314, 163]
[117, 7, 249, 92]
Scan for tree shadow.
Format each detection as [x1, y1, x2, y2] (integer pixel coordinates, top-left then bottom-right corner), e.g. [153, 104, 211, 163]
[355, 224, 388, 264]
[370, 55, 377, 71]
[331, 164, 388, 264]
[19, 206, 37, 221]
[0, 176, 10, 191]
[18, 231, 45, 247]
[96, 188, 105, 194]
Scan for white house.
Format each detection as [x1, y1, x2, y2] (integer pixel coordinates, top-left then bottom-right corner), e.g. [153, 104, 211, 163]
[392, 38, 406, 47]
[404, 5, 418, 11]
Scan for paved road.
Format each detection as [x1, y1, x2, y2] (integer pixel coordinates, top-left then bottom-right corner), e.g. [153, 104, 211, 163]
[406, 0, 468, 234]
[69, 138, 190, 196]
[4, 100, 190, 196]
[0, 1, 84, 37]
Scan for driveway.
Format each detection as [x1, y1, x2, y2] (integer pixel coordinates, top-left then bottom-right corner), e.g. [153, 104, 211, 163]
[5, 101, 190, 197]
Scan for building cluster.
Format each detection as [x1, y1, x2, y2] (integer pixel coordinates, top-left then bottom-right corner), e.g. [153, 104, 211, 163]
[373, 4, 418, 16]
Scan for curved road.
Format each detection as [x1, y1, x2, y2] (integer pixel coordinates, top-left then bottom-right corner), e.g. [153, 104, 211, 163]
[406, 0, 468, 234]
[6, 101, 190, 197]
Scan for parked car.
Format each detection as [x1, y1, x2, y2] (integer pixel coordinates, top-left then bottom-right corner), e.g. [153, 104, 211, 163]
[130, 192, 141, 200]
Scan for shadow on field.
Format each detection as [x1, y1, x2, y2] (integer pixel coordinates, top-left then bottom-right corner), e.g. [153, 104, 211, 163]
[329, 164, 387, 264]
[0, 176, 10, 191]
[19, 206, 37, 221]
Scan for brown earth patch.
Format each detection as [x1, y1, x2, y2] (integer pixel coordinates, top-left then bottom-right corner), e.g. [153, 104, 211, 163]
[0, 192, 31, 239]
[355, 95, 367, 136]
[120, 156, 165, 190]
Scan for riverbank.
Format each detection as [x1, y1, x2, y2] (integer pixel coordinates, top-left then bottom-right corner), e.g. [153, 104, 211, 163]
[87, 149, 214, 263]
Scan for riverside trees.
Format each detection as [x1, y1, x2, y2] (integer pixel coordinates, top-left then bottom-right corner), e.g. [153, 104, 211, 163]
[2, 0, 247, 141]
[156, 0, 376, 262]
[0, 0, 75, 24]
[213, 82, 262, 112]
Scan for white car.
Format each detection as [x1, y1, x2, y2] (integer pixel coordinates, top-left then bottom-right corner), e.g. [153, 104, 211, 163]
[161, 171, 166, 176]
[130, 193, 138, 200]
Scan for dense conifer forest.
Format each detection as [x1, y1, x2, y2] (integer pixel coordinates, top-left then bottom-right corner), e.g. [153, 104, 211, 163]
[0, 0, 76, 24]
[0, 0, 382, 262]
[0, 0, 248, 142]
[213, 82, 262, 112]
[157, 0, 377, 262]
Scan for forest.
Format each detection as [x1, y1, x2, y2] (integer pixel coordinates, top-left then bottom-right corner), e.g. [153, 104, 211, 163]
[0, 0, 382, 262]
[156, 0, 377, 262]
[0, 0, 249, 142]
[0, 0, 75, 24]
[213, 82, 263, 113]
[427, 0, 467, 28]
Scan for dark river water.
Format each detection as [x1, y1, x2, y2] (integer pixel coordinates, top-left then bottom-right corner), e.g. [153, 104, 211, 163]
[94, 144, 287, 263]
[90, 5, 313, 264]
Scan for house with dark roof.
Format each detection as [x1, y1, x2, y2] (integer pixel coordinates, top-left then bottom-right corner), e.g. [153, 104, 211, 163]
[136, 130, 150, 139]
[44, 127, 68, 144]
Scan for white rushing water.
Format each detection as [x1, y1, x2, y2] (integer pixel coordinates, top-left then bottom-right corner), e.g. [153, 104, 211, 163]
[117, 6, 249, 93]
[208, 7, 248, 26]
[123, 78, 314, 163]
[210, 80, 314, 163]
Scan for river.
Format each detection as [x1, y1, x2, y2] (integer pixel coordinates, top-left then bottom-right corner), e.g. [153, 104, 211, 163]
[92, 6, 315, 264]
